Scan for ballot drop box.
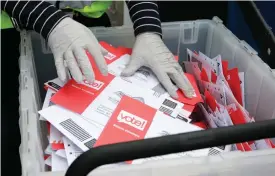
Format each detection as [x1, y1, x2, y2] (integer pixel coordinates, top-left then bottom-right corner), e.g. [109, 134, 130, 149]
[19, 17, 275, 176]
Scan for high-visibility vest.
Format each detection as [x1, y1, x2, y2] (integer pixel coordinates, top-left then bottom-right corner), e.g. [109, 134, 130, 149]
[0, 1, 112, 29]
[1, 11, 14, 29]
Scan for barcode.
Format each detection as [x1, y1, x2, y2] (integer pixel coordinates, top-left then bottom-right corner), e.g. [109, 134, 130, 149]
[60, 119, 92, 142]
[48, 82, 61, 90]
[163, 99, 177, 109]
[208, 148, 221, 156]
[176, 114, 188, 122]
[159, 106, 173, 116]
[152, 84, 166, 95]
[84, 139, 97, 149]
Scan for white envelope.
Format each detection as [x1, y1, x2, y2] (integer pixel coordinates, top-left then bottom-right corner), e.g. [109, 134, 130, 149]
[80, 77, 190, 127]
[40, 89, 56, 121]
[44, 155, 52, 167]
[56, 149, 67, 159]
[63, 137, 83, 165]
[108, 54, 191, 96]
[51, 152, 68, 172]
[238, 72, 245, 108]
[39, 105, 101, 151]
[49, 124, 64, 150]
[198, 103, 217, 128]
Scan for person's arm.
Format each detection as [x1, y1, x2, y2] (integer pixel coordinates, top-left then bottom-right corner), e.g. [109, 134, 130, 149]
[1, 1, 107, 84]
[123, 1, 195, 99]
[125, 1, 162, 37]
[1, 0, 69, 40]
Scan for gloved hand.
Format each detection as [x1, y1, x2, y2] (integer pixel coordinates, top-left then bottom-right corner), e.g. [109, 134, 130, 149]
[121, 33, 195, 99]
[48, 17, 108, 83]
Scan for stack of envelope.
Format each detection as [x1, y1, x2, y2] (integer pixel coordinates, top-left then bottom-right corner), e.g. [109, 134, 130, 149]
[184, 49, 275, 152]
[38, 42, 273, 171]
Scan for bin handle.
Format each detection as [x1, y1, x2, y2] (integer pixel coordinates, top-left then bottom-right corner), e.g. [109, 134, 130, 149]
[65, 119, 275, 176]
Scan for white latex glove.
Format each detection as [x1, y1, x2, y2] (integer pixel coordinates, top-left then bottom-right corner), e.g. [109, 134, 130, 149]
[48, 17, 108, 83]
[121, 33, 195, 99]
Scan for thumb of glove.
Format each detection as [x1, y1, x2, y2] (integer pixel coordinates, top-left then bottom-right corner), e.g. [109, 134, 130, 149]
[121, 57, 143, 77]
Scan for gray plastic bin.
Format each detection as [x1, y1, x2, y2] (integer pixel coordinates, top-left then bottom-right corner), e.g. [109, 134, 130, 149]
[19, 17, 275, 176]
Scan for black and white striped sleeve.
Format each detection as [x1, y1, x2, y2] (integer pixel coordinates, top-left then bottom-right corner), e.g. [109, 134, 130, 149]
[126, 1, 162, 37]
[1, 0, 69, 40]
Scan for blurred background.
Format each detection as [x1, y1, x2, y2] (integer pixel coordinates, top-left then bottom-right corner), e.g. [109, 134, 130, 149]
[108, 1, 275, 67]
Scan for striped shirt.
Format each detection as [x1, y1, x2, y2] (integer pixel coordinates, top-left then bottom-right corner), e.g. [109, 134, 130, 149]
[1, 0, 162, 40]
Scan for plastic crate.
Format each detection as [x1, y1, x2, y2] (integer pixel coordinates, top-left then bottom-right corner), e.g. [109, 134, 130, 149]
[19, 17, 275, 176]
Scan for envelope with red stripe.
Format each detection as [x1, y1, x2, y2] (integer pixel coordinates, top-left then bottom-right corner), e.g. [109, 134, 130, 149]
[51, 73, 192, 129]
[107, 47, 203, 106]
[94, 96, 212, 164]
[51, 50, 197, 128]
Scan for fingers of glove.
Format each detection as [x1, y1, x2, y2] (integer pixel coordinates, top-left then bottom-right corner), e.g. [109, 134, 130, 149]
[64, 51, 83, 83]
[152, 67, 178, 99]
[54, 56, 68, 83]
[86, 44, 108, 76]
[170, 70, 195, 98]
[84, 27, 108, 71]
[121, 57, 143, 77]
[73, 47, 95, 83]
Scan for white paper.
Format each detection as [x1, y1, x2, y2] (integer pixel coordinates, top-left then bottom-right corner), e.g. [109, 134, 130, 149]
[40, 77, 190, 151]
[212, 109, 228, 127]
[50, 124, 64, 149]
[44, 156, 52, 166]
[108, 54, 169, 96]
[39, 105, 102, 151]
[222, 81, 251, 123]
[82, 77, 188, 127]
[63, 137, 83, 165]
[199, 51, 219, 75]
[108, 55, 195, 98]
[45, 144, 53, 155]
[198, 104, 217, 128]
[51, 152, 68, 172]
[212, 55, 223, 77]
[56, 149, 67, 159]
[238, 72, 245, 108]
[218, 105, 234, 126]
[40, 89, 56, 121]
[202, 81, 226, 105]
[254, 139, 270, 150]
[132, 111, 210, 164]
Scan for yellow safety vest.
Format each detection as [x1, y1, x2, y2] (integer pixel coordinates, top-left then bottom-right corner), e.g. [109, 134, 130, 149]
[0, 11, 14, 29]
[0, 1, 112, 29]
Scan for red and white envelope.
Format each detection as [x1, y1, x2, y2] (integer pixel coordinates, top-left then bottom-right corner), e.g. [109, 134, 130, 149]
[94, 96, 214, 164]
[44, 78, 65, 92]
[49, 125, 65, 150]
[51, 74, 192, 127]
[106, 46, 202, 106]
[50, 48, 197, 126]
